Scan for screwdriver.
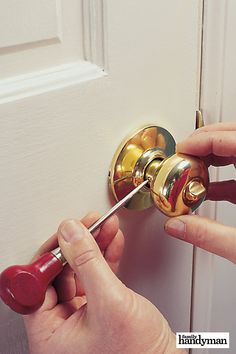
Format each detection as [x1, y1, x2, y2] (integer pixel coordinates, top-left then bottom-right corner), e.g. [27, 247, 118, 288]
[0, 179, 149, 315]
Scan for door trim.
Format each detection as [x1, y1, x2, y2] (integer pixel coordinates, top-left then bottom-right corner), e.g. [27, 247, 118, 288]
[191, 1, 228, 353]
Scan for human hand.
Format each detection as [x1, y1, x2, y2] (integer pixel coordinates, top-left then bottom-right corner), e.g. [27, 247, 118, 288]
[165, 122, 236, 263]
[24, 212, 184, 354]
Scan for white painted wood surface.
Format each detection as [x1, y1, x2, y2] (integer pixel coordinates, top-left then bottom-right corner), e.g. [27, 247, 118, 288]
[0, 0, 58, 48]
[0, 1, 203, 352]
[192, 1, 236, 353]
[0, 0, 84, 79]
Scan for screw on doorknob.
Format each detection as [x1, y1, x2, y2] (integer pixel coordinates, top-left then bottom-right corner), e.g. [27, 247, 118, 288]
[184, 179, 206, 204]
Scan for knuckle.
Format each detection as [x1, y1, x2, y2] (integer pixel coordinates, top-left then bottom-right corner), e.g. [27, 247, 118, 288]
[186, 221, 207, 247]
[83, 211, 100, 222]
[58, 218, 77, 231]
[212, 135, 224, 155]
[73, 249, 99, 268]
[194, 226, 207, 247]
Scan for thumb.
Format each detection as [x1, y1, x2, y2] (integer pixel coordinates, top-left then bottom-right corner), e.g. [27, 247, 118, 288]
[165, 215, 236, 263]
[58, 219, 123, 307]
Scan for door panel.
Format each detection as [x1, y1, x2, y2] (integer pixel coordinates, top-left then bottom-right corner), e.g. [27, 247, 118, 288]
[0, 1, 202, 352]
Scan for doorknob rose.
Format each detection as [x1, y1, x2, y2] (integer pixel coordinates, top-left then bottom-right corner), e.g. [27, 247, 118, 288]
[109, 125, 209, 216]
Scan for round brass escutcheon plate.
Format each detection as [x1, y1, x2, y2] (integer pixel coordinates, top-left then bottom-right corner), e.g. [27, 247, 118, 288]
[109, 125, 176, 210]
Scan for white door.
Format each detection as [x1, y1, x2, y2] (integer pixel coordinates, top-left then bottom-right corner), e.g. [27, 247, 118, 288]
[0, 1, 203, 352]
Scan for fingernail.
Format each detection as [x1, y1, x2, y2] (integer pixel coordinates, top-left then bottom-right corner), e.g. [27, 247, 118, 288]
[165, 218, 186, 239]
[60, 220, 86, 243]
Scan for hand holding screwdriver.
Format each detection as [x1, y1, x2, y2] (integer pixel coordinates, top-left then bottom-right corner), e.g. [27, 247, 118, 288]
[0, 180, 148, 314]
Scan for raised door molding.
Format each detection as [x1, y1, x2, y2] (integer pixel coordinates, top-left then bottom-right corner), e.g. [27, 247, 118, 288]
[82, 0, 106, 67]
[0, 0, 106, 104]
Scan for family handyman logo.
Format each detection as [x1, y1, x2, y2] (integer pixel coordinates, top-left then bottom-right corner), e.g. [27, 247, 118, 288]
[176, 332, 229, 349]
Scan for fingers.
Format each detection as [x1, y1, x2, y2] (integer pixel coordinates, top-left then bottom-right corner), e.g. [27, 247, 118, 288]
[33, 212, 101, 261]
[203, 154, 236, 167]
[75, 215, 122, 296]
[176, 123, 236, 168]
[165, 215, 236, 263]
[54, 213, 120, 301]
[104, 229, 125, 274]
[23, 286, 58, 318]
[81, 211, 101, 235]
[95, 215, 119, 250]
[32, 233, 58, 261]
[176, 131, 236, 157]
[75, 229, 124, 296]
[53, 264, 76, 302]
[58, 219, 124, 312]
[31, 212, 101, 302]
[23, 286, 57, 334]
[207, 180, 236, 204]
[32, 212, 122, 304]
[194, 122, 236, 134]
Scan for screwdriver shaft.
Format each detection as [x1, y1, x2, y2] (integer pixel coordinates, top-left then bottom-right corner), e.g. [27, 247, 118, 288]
[89, 179, 148, 233]
[52, 179, 149, 263]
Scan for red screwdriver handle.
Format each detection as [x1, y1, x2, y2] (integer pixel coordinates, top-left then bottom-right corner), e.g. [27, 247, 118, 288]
[0, 252, 64, 314]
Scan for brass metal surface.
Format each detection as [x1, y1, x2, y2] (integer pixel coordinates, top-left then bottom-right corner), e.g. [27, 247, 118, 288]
[150, 153, 209, 216]
[145, 159, 164, 184]
[109, 126, 176, 210]
[109, 125, 209, 215]
[184, 179, 206, 203]
[195, 110, 204, 129]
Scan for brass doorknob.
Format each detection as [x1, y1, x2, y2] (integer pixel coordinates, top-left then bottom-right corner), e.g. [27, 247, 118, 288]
[145, 153, 208, 216]
[109, 125, 209, 216]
